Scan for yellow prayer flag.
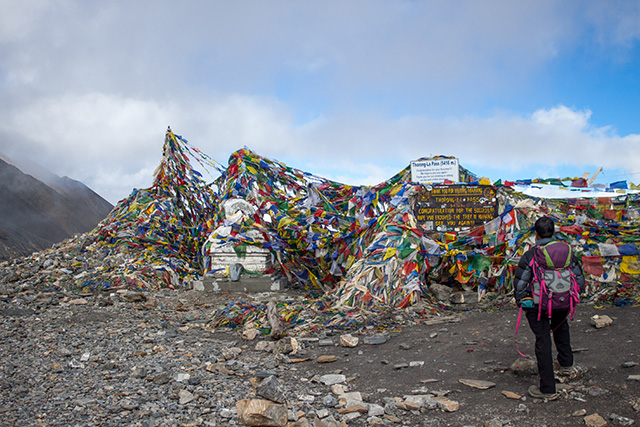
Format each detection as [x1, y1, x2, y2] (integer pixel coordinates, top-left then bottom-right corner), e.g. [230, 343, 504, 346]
[383, 248, 396, 260]
[621, 256, 640, 275]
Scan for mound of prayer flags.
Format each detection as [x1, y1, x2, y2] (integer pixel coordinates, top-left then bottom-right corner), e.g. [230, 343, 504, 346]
[34, 128, 640, 332]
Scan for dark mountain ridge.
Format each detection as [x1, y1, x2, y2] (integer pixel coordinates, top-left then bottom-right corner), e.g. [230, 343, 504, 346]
[0, 158, 113, 261]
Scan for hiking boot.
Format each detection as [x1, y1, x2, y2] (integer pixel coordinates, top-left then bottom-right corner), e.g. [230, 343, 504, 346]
[528, 385, 559, 400]
[557, 365, 577, 376]
[554, 364, 586, 382]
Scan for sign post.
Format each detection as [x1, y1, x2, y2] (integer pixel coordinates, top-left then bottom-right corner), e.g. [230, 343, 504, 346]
[410, 158, 460, 184]
[414, 185, 497, 232]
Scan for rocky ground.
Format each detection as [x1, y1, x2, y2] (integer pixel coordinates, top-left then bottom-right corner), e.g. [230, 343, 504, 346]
[0, 284, 638, 427]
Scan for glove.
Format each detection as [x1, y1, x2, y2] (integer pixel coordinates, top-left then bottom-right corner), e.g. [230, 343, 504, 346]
[520, 297, 534, 308]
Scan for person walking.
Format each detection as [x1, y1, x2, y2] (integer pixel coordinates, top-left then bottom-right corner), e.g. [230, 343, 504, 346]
[514, 216, 585, 399]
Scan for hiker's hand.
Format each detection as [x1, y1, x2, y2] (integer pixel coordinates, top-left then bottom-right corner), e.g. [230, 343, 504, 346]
[521, 297, 534, 308]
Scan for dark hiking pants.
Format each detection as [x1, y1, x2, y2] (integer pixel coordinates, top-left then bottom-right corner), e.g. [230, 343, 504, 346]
[525, 308, 573, 393]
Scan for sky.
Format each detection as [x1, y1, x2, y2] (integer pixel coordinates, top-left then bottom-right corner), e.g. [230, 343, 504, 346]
[1, 1, 640, 205]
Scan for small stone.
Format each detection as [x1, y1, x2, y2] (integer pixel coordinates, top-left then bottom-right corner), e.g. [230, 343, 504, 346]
[179, 390, 195, 405]
[255, 375, 287, 404]
[174, 372, 191, 382]
[343, 412, 363, 421]
[75, 398, 96, 407]
[319, 374, 346, 385]
[68, 359, 85, 369]
[317, 355, 338, 363]
[153, 372, 171, 385]
[404, 394, 436, 409]
[255, 341, 272, 352]
[368, 404, 385, 417]
[363, 335, 387, 345]
[338, 391, 363, 405]
[396, 401, 420, 411]
[331, 384, 348, 395]
[316, 408, 329, 419]
[337, 403, 368, 414]
[450, 292, 465, 304]
[220, 408, 235, 419]
[501, 390, 521, 400]
[367, 416, 384, 425]
[409, 361, 424, 367]
[243, 328, 260, 341]
[323, 394, 339, 407]
[434, 397, 459, 412]
[236, 399, 287, 427]
[297, 394, 315, 403]
[584, 413, 607, 427]
[69, 298, 88, 305]
[255, 371, 278, 378]
[339, 334, 359, 347]
[458, 379, 496, 389]
[572, 409, 587, 417]
[120, 400, 139, 410]
[394, 363, 409, 369]
[610, 413, 635, 426]
[510, 358, 538, 376]
[429, 283, 452, 301]
[621, 361, 638, 368]
[273, 337, 296, 355]
[122, 291, 146, 302]
[384, 414, 401, 423]
[627, 375, 640, 381]
[590, 314, 613, 329]
[318, 339, 334, 347]
[131, 367, 147, 378]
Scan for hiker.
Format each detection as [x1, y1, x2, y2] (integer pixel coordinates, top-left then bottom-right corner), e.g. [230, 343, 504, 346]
[514, 216, 585, 400]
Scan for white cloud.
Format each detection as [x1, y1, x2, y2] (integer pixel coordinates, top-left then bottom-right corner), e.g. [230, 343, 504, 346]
[1, 88, 639, 204]
[0, 1, 581, 100]
[290, 105, 640, 185]
[583, 1, 640, 46]
[1, 1, 640, 203]
[0, 0, 52, 44]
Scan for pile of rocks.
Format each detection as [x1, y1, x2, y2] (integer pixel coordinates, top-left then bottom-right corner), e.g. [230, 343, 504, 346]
[0, 284, 466, 427]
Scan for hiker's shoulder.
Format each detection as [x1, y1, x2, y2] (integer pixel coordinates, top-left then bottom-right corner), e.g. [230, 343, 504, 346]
[540, 238, 572, 250]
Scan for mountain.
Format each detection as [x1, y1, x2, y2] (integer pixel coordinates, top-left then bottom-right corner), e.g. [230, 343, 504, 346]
[0, 158, 113, 261]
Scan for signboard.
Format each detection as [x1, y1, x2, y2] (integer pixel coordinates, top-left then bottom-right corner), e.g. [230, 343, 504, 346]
[410, 158, 459, 184]
[414, 185, 497, 231]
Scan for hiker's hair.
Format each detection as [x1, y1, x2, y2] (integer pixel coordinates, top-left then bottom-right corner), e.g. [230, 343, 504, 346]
[535, 216, 555, 238]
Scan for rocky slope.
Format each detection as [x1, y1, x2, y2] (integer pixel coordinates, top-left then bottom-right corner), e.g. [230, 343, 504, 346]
[0, 283, 637, 426]
[0, 157, 113, 261]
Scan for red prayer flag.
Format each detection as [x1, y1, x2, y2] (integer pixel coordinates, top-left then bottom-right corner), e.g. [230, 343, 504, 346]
[582, 256, 604, 276]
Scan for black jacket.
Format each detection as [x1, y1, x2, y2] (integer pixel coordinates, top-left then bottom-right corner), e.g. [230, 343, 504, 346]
[513, 237, 586, 306]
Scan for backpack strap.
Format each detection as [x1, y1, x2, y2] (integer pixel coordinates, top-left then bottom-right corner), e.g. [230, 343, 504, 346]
[529, 247, 546, 321]
[540, 241, 572, 269]
[514, 306, 530, 358]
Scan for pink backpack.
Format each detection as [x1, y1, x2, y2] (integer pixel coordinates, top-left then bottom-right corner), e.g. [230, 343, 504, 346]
[515, 241, 581, 357]
[529, 241, 580, 321]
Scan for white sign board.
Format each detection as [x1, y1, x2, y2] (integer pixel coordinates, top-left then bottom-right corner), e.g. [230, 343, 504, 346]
[410, 158, 460, 184]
